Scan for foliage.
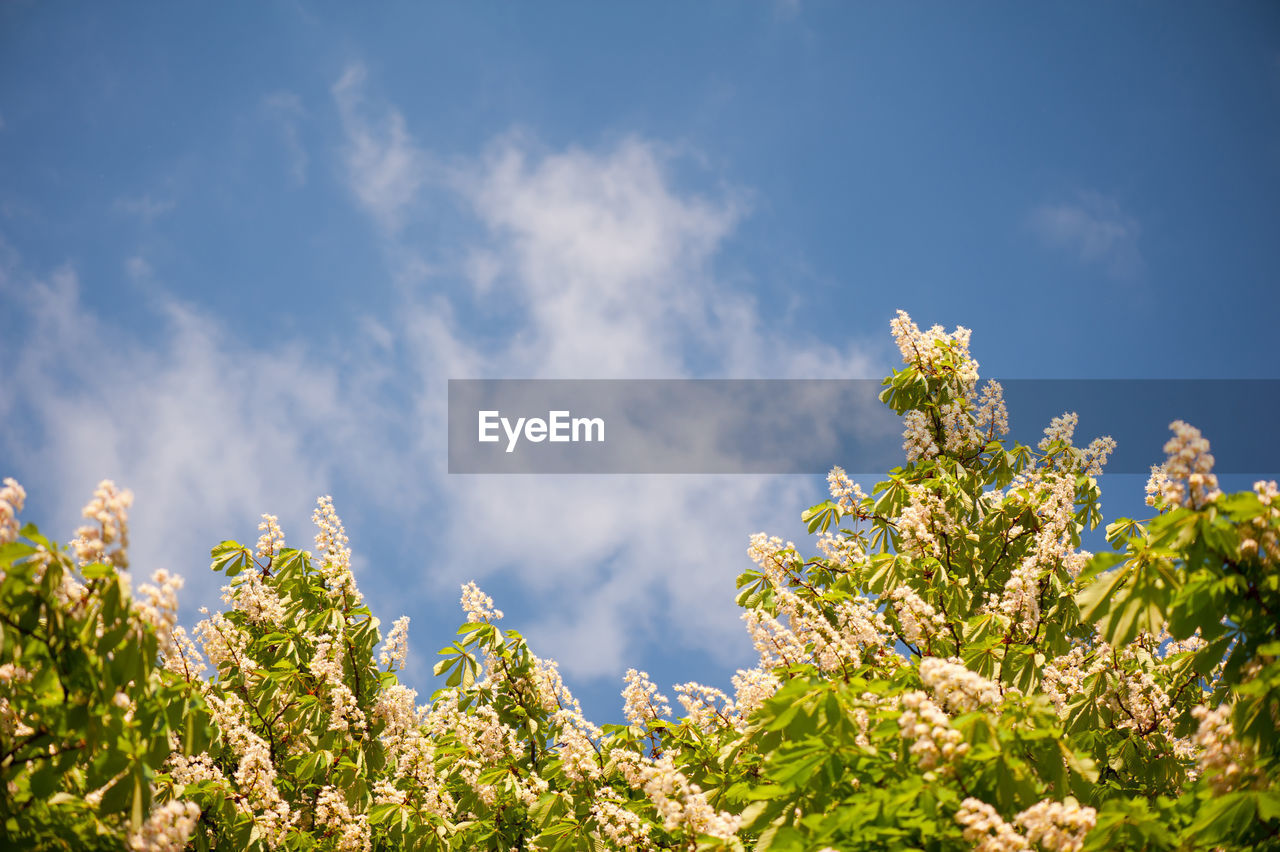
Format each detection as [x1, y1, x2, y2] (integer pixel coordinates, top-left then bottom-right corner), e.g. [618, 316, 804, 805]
[1, 311, 1277, 851]
[0, 481, 209, 850]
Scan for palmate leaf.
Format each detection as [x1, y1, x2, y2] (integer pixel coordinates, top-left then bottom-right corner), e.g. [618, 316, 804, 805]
[802, 501, 841, 535]
[209, 540, 252, 577]
[1076, 551, 1180, 647]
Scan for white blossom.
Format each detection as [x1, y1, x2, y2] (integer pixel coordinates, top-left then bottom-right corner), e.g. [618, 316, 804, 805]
[639, 753, 741, 842]
[313, 496, 361, 603]
[125, 800, 201, 852]
[0, 476, 25, 545]
[1158, 421, 1221, 509]
[827, 466, 866, 513]
[902, 409, 940, 462]
[622, 668, 671, 726]
[955, 798, 1029, 851]
[71, 479, 133, 568]
[898, 690, 968, 771]
[315, 787, 371, 852]
[460, 581, 503, 623]
[378, 615, 411, 669]
[919, 657, 1003, 713]
[255, 513, 285, 564]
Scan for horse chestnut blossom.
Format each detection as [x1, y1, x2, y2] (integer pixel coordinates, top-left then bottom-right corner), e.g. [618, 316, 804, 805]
[918, 657, 1004, 713]
[826, 465, 866, 513]
[898, 690, 969, 771]
[889, 586, 946, 647]
[3, 309, 1277, 850]
[70, 478, 133, 568]
[1157, 420, 1222, 509]
[622, 668, 673, 726]
[312, 494, 361, 603]
[125, 799, 202, 852]
[378, 614, 411, 669]
[255, 513, 285, 563]
[0, 476, 25, 546]
[902, 408, 941, 462]
[460, 579, 503, 622]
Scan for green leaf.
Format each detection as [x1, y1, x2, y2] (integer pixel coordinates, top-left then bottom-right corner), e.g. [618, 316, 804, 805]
[210, 541, 252, 577]
[1188, 792, 1256, 845]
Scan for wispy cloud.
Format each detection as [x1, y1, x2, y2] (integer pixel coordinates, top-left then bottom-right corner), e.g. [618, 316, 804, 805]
[113, 194, 176, 222]
[124, 255, 152, 282]
[331, 64, 429, 233]
[0, 258, 400, 617]
[1, 68, 883, 692]
[353, 121, 878, 676]
[1029, 191, 1143, 280]
[263, 91, 309, 186]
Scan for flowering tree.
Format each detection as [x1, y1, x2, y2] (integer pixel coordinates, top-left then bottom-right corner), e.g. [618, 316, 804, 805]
[0, 479, 208, 850]
[1, 310, 1277, 850]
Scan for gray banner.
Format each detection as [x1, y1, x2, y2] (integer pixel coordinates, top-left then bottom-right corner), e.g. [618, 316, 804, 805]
[447, 379, 1280, 475]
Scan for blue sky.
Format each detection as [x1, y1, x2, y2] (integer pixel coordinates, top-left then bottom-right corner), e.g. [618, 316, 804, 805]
[2, 2, 1278, 721]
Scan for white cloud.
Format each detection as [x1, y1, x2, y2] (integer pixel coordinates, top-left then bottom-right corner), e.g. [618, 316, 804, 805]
[332, 64, 430, 233]
[124, 255, 152, 281]
[113, 195, 176, 222]
[0, 70, 885, 694]
[1029, 191, 1143, 280]
[374, 129, 879, 677]
[263, 91, 309, 186]
[0, 261, 393, 618]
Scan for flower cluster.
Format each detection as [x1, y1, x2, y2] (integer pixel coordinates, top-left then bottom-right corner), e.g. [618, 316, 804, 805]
[816, 529, 864, 568]
[460, 580, 504, 622]
[135, 569, 183, 656]
[898, 690, 968, 771]
[70, 479, 133, 568]
[591, 796, 651, 848]
[891, 585, 946, 647]
[125, 800, 202, 852]
[902, 409, 940, 462]
[622, 668, 672, 726]
[224, 571, 287, 626]
[919, 657, 1003, 713]
[0, 476, 25, 546]
[889, 310, 978, 388]
[310, 634, 366, 733]
[674, 681, 735, 732]
[315, 786, 372, 852]
[1157, 420, 1221, 509]
[974, 379, 1009, 439]
[1039, 412, 1079, 451]
[378, 614, 411, 669]
[954, 796, 1098, 852]
[255, 513, 285, 563]
[0, 663, 34, 738]
[730, 666, 781, 719]
[955, 797, 1030, 851]
[1016, 799, 1098, 852]
[637, 754, 741, 842]
[313, 495, 361, 603]
[894, 485, 956, 561]
[1191, 703, 1255, 794]
[998, 560, 1042, 636]
[939, 399, 982, 454]
[204, 692, 293, 846]
[1080, 435, 1117, 476]
[166, 751, 226, 789]
[1243, 479, 1280, 563]
[827, 466, 866, 513]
